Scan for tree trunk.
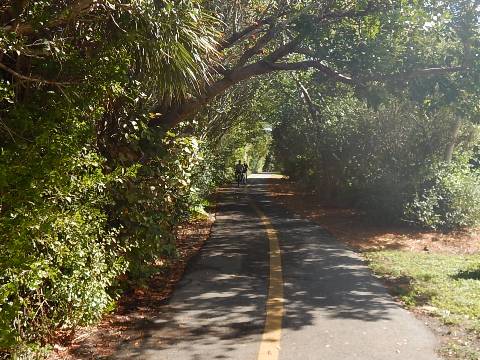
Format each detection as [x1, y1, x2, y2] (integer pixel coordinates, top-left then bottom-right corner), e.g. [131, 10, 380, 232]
[148, 61, 275, 129]
[445, 117, 462, 163]
[294, 79, 320, 122]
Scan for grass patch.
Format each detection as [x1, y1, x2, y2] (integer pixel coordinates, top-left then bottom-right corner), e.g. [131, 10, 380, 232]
[365, 250, 480, 358]
[366, 251, 480, 323]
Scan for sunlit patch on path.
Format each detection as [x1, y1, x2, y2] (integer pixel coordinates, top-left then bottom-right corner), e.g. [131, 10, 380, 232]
[249, 173, 286, 180]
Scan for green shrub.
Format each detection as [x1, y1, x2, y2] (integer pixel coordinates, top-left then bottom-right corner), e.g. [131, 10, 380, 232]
[275, 97, 440, 207]
[272, 93, 480, 228]
[406, 161, 480, 230]
[0, 128, 219, 355]
[111, 132, 204, 278]
[0, 146, 127, 354]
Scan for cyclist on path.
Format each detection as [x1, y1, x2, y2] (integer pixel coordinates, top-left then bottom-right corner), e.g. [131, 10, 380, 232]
[235, 160, 244, 186]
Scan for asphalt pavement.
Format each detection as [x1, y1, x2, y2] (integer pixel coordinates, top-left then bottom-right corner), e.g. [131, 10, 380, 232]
[114, 174, 440, 360]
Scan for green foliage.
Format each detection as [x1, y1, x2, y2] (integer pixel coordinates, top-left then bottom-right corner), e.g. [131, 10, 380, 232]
[111, 132, 204, 277]
[406, 160, 480, 230]
[269, 75, 480, 226]
[230, 122, 272, 174]
[0, 146, 127, 352]
[240, 130, 272, 173]
[0, 0, 220, 355]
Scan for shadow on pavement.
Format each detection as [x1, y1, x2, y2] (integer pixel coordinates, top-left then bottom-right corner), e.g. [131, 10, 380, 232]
[113, 175, 401, 359]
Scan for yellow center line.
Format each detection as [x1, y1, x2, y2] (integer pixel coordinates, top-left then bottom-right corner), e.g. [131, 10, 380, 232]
[251, 201, 284, 360]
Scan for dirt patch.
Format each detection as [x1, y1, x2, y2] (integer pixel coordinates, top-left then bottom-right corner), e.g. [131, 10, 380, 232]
[269, 180, 480, 254]
[49, 213, 215, 360]
[412, 309, 480, 360]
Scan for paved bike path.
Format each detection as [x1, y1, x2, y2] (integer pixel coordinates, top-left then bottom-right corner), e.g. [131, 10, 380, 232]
[115, 176, 440, 360]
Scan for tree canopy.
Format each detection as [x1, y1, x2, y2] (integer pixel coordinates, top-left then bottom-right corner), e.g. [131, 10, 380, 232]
[150, 0, 479, 128]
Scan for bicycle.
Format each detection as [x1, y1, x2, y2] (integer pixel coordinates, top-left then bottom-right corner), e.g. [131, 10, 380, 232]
[235, 171, 244, 187]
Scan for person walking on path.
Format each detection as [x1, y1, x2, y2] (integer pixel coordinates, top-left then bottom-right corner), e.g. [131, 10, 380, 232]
[242, 162, 249, 184]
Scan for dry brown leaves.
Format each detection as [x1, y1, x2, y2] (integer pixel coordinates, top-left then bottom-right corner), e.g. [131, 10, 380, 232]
[269, 181, 480, 254]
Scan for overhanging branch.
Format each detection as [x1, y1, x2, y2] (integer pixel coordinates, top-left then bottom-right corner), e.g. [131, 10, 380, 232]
[0, 62, 73, 85]
[218, 8, 290, 52]
[367, 66, 468, 82]
[219, 17, 273, 52]
[267, 60, 357, 85]
[235, 26, 277, 68]
[3, 0, 95, 36]
[149, 44, 468, 131]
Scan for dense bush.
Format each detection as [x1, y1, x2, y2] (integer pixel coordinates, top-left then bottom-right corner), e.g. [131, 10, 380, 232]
[406, 161, 480, 230]
[272, 92, 480, 226]
[112, 133, 204, 277]
[0, 127, 211, 355]
[0, 0, 221, 355]
[0, 141, 126, 351]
